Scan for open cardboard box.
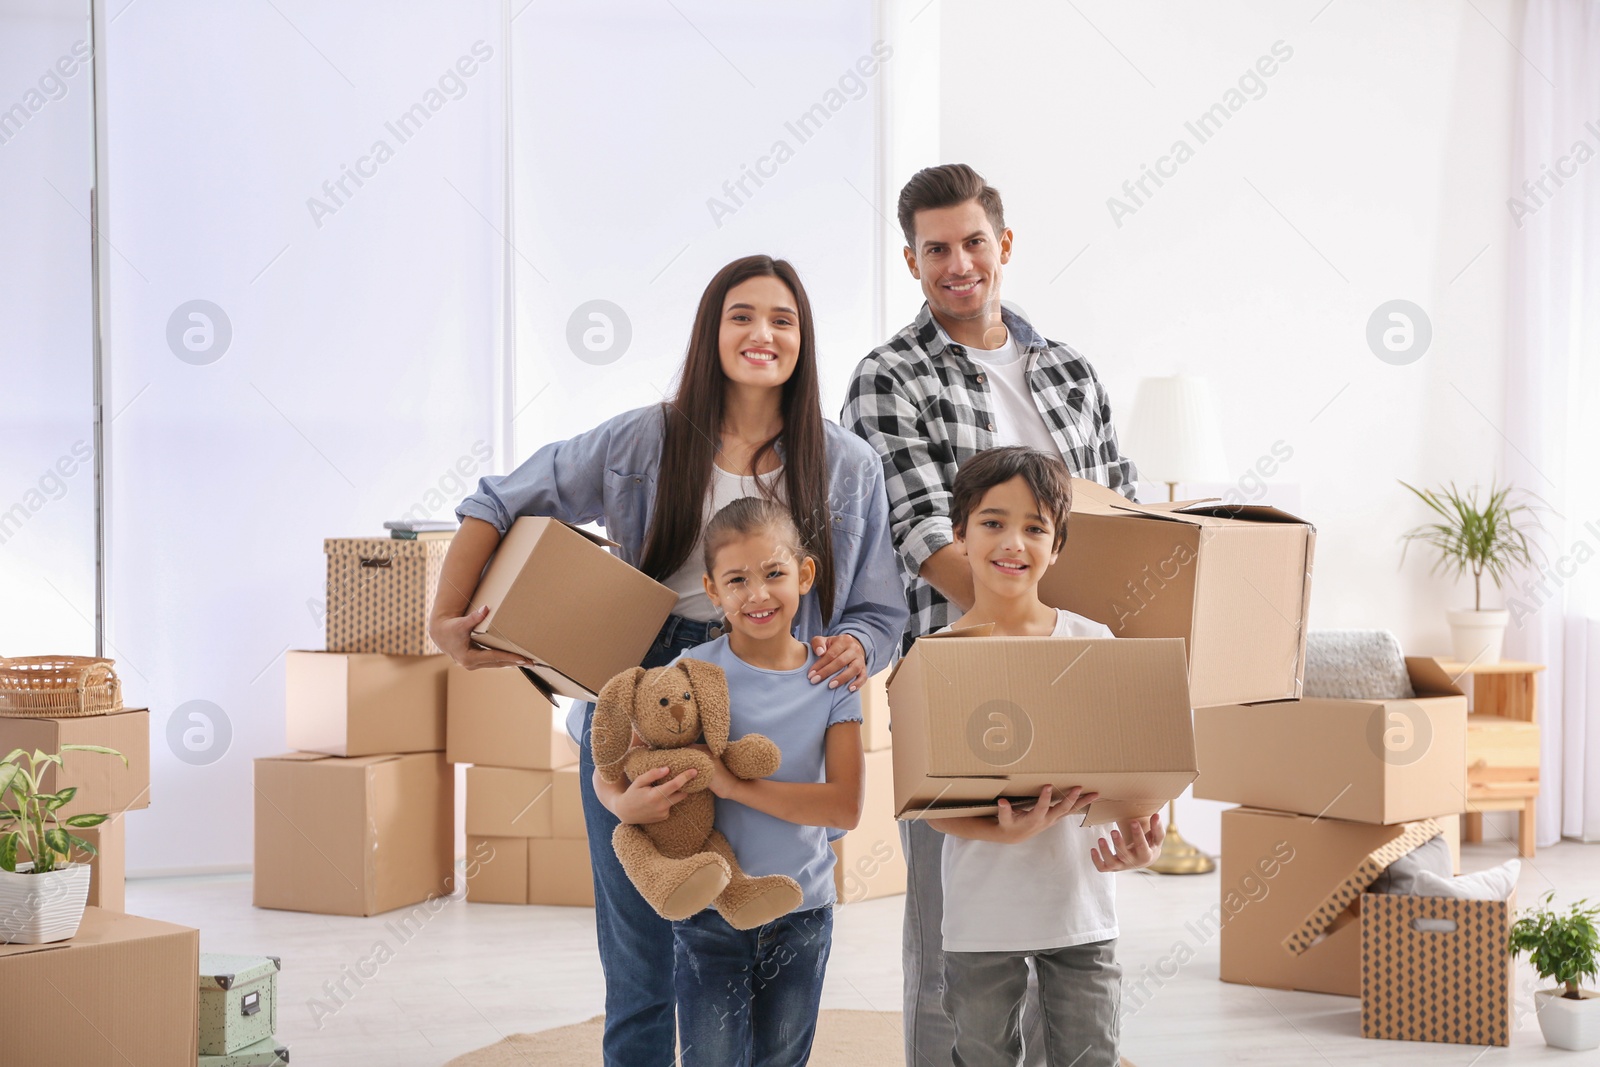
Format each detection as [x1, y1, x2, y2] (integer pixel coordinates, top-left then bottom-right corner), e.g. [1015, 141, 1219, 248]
[285, 651, 447, 757]
[1038, 478, 1314, 708]
[1194, 657, 1468, 824]
[1219, 806, 1445, 997]
[467, 517, 677, 701]
[887, 628, 1196, 825]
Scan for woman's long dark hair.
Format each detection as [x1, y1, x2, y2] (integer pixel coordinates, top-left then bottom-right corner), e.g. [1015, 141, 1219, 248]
[639, 255, 836, 622]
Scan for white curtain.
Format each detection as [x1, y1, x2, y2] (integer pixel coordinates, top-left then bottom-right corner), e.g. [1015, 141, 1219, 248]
[1505, 0, 1600, 844]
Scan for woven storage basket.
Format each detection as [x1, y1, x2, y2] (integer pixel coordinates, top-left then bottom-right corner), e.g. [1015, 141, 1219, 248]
[0, 656, 123, 717]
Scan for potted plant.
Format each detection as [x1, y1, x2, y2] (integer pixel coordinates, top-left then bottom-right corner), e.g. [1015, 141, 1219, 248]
[0, 745, 126, 944]
[1511, 892, 1600, 1050]
[1399, 479, 1540, 665]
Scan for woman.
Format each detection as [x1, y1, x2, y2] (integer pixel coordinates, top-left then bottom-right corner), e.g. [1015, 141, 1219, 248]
[428, 254, 906, 1067]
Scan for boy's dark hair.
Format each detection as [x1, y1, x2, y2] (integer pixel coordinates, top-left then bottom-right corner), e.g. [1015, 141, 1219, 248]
[897, 163, 1006, 252]
[951, 446, 1074, 552]
[702, 496, 812, 578]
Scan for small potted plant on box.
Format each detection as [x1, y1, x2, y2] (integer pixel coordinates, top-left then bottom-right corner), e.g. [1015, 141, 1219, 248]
[0, 745, 126, 944]
[1511, 892, 1600, 1050]
[1399, 479, 1540, 665]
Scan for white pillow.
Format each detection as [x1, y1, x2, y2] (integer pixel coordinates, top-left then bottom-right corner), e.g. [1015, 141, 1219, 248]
[1413, 860, 1520, 901]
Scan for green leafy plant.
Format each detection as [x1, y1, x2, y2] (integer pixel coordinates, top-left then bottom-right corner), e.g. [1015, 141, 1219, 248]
[0, 746, 127, 875]
[1511, 892, 1600, 1000]
[1399, 480, 1541, 611]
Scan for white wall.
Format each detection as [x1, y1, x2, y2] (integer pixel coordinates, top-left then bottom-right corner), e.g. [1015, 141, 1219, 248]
[934, 0, 1521, 851]
[101, 0, 504, 873]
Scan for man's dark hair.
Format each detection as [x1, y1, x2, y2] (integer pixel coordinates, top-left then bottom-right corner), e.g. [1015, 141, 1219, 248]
[896, 163, 1006, 252]
[951, 446, 1074, 552]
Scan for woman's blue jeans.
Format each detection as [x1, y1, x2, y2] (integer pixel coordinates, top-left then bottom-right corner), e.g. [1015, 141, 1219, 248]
[576, 614, 723, 1067]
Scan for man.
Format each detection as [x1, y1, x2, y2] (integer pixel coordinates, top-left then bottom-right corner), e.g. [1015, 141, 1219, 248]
[842, 163, 1139, 1067]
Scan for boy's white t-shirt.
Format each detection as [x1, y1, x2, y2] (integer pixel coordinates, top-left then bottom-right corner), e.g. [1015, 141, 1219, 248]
[939, 608, 1120, 953]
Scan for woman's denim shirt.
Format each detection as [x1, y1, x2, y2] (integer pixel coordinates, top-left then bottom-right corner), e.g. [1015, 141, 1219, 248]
[455, 403, 909, 682]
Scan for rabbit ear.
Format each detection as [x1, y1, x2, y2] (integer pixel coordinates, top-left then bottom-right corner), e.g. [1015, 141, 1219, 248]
[591, 667, 645, 772]
[678, 658, 731, 756]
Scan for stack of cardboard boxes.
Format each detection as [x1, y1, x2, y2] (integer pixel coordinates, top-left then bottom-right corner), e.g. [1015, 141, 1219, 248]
[254, 536, 455, 917]
[452, 517, 677, 908]
[0, 679, 199, 1062]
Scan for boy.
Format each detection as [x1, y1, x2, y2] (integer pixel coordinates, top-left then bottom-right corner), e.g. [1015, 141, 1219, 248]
[926, 446, 1163, 1067]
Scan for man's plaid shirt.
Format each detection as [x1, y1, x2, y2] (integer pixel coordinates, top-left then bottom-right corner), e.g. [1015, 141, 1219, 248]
[842, 303, 1139, 648]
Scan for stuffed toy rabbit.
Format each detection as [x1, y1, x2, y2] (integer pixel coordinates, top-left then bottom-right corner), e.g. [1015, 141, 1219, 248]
[591, 658, 802, 930]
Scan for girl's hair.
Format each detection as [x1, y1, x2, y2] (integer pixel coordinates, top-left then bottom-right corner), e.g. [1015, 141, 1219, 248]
[950, 445, 1075, 551]
[701, 497, 811, 580]
[639, 254, 837, 621]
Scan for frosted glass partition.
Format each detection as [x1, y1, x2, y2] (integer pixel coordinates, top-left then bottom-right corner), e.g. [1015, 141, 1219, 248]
[104, 1, 503, 871]
[0, 0, 97, 655]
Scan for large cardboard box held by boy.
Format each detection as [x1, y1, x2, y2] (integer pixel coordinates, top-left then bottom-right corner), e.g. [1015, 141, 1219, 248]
[467, 517, 677, 701]
[887, 630, 1196, 825]
[1194, 656, 1468, 824]
[1037, 479, 1315, 709]
[254, 751, 453, 916]
[0, 907, 199, 1065]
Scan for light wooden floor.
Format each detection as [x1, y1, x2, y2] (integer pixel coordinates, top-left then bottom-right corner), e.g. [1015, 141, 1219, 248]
[130, 837, 1597, 1065]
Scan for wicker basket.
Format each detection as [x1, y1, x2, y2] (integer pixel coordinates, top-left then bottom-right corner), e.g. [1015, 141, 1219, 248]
[0, 656, 122, 718]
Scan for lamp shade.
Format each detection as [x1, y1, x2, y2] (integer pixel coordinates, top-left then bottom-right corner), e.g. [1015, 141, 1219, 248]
[1121, 376, 1230, 485]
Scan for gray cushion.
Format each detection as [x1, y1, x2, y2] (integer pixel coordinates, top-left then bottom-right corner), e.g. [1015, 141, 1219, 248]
[1368, 833, 1452, 895]
[1302, 630, 1416, 700]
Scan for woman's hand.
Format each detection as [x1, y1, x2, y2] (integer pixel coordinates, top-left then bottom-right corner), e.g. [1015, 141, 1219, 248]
[429, 605, 534, 670]
[1090, 812, 1165, 872]
[808, 633, 867, 692]
[596, 764, 700, 825]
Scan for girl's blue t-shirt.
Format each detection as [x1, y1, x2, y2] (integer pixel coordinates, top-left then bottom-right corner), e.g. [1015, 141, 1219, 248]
[672, 635, 862, 913]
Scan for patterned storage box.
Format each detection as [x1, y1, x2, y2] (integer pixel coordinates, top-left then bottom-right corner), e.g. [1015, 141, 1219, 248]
[324, 537, 449, 655]
[199, 953, 281, 1055]
[199, 1036, 291, 1066]
[1361, 891, 1514, 1046]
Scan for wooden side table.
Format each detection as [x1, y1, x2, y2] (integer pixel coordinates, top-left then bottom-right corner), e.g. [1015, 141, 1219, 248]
[1435, 659, 1545, 858]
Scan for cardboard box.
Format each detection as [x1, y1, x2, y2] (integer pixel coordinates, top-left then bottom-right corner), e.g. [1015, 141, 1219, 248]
[1361, 890, 1514, 1046]
[0, 708, 150, 816]
[286, 651, 447, 757]
[0, 906, 198, 1065]
[446, 661, 579, 770]
[1037, 478, 1315, 708]
[552, 767, 586, 839]
[887, 631, 1196, 825]
[528, 837, 594, 906]
[254, 751, 454, 916]
[834, 749, 905, 903]
[76, 813, 125, 911]
[324, 535, 450, 655]
[1218, 807, 1443, 997]
[466, 766, 556, 837]
[859, 669, 893, 752]
[1194, 657, 1468, 824]
[465, 836, 529, 904]
[466, 517, 677, 701]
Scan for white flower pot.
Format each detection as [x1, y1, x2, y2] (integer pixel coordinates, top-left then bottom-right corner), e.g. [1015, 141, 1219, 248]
[1535, 988, 1600, 1050]
[0, 862, 91, 944]
[1446, 608, 1509, 665]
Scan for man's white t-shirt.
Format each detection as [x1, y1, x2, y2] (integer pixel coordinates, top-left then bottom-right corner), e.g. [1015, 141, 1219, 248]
[967, 331, 1061, 457]
[939, 608, 1120, 954]
[660, 464, 785, 622]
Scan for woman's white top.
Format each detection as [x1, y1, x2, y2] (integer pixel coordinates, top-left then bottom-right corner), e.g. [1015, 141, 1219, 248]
[660, 464, 786, 622]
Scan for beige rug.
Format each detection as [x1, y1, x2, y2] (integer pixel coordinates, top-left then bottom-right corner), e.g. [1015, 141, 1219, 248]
[446, 1012, 1135, 1066]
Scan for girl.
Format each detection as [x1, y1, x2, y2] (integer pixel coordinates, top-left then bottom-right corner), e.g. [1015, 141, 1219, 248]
[428, 256, 906, 1067]
[672, 496, 864, 1066]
